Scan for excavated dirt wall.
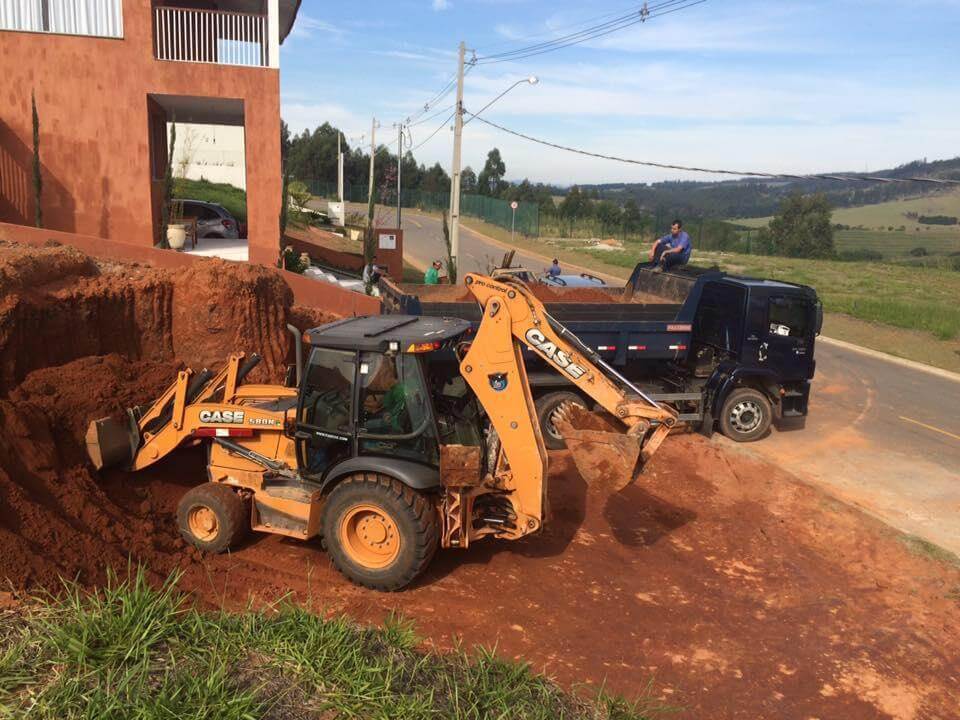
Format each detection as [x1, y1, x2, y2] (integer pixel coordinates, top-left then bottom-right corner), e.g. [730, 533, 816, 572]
[0, 241, 338, 587]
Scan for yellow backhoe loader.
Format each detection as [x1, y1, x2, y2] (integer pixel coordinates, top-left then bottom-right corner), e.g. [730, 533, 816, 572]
[87, 273, 679, 590]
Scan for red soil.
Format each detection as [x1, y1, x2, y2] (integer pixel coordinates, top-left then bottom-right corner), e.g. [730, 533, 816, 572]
[423, 283, 667, 305]
[1, 242, 958, 718]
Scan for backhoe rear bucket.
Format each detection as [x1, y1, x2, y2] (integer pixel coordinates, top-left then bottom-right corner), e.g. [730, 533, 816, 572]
[86, 414, 139, 471]
[552, 403, 644, 491]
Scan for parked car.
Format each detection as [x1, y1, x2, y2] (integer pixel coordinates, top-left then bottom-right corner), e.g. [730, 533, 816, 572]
[177, 200, 241, 240]
[540, 272, 607, 288]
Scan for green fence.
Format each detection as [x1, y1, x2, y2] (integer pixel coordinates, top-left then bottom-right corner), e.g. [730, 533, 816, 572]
[300, 179, 539, 237]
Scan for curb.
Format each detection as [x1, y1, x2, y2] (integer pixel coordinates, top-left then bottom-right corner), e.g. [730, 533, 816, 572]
[818, 335, 960, 383]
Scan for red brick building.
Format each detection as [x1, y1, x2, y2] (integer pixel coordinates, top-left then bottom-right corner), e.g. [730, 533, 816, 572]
[0, 0, 300, 265]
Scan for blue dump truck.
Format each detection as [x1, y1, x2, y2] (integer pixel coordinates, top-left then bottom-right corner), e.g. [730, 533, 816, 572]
[380, 264, 822, 448]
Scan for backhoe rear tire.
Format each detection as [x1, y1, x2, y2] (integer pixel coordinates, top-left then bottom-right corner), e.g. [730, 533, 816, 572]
[322, 474, 438, 591]
[177, 482, 248, 554]
[719, 387, 772, 442]
[536, 391, 586, 450]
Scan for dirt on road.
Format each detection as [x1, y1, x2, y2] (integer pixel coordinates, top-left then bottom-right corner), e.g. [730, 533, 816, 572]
[1, 242, 958, 719]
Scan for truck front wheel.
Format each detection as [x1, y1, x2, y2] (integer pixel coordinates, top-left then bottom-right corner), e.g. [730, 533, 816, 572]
[535, 391, 586, 450]
[719, 388, 772, 442]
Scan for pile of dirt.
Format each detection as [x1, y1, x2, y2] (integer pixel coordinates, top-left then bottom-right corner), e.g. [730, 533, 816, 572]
[0, 242, 317, 392]
[0, 241, 342, 589]
[423, 283, 668, 305]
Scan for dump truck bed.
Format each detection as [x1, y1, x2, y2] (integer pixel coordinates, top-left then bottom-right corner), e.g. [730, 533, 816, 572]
[379, 279, 697, 366]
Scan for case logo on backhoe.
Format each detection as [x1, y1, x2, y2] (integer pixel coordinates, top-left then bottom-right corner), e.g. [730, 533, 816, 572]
[524, 328, 587, 380]
[199, 409, 245, 424]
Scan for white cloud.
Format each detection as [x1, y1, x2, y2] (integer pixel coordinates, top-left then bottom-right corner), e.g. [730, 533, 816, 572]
[289, 14, 344, 39]
[281, 102, 369, 140]
[432, 0, 450, 11]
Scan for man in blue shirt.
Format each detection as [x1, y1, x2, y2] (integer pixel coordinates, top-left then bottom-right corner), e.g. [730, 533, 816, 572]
[648, 219, 692, 271]
[546, 258, 562, 277]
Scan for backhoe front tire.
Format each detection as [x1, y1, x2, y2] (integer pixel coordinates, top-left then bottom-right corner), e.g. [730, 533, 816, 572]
[536, 391, 586, 450]
[323, 474, 438, 591]
[177, 482, 248, 554]
[719, 387, 772, 442]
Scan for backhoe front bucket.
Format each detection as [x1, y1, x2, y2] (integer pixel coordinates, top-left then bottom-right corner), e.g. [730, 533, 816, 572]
[85, 414, 139, 471]
[552, 403, 644, 491]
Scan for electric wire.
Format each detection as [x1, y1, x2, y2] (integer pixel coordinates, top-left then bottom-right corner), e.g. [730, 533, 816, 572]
[407, 103, 455, 128]
[475, 0, 704, 64]
[466, 111, 960, 185]
[409, 111, 456, 152]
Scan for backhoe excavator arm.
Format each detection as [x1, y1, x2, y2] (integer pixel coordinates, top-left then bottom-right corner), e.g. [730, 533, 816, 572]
[458, 273, 680, 540]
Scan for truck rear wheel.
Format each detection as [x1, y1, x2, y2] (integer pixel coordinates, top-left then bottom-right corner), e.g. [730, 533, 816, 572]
[322, 474, 438, 591]
[177, 482, 248, 553]
[720, 388, 772, 442]
[536, 391, 586, 450]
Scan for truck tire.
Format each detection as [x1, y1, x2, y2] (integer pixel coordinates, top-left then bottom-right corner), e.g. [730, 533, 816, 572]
[536, 391, 586, 450]
[719, 387, 772, 442]
[323, 474, 438, 591]
[177, 482, 248, 554]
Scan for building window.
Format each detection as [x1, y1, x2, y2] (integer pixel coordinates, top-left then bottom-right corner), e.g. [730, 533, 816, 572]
[0, 0, 123, 38]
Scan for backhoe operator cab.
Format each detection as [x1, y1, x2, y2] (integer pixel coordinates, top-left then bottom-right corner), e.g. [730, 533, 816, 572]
[296, 316, 482, 491]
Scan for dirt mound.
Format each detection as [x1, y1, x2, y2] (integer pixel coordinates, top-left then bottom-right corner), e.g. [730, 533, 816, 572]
[426, 283, 667, 304]
[0, 242, 344, 589]
[0, 244, 304, 393]
[0, 356, 189, 588]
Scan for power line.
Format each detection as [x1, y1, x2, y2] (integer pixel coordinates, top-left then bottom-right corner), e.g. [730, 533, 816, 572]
[474, 1, 663, 55]
[407, 103, 455, 128]
[475, 0, 704, 64]
[465, 111, 960, 186]
[410, 111, 455, 152]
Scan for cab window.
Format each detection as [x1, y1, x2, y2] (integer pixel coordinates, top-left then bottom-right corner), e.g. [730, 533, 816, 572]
[768, 296, 811, 339]
[358, 352, 439, 465]
[300, 347, 354, 433]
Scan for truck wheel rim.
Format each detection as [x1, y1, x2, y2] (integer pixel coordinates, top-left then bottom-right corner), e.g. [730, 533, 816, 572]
[188, 506, 219, 541]
[730, 400, 762, 433]
[548, 401, 584, 441]
[339, 504, 400, 569]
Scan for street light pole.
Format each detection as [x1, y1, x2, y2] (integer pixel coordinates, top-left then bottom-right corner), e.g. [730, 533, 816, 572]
[396, 123, 403, 229]
[448, 41, 466, 278]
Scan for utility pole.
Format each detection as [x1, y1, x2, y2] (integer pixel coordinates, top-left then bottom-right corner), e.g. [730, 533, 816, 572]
[366, 117, 378, 262]
[448, 41, 466, 276]
[337, 131, 344, 204]
[395, 123, 403, 228]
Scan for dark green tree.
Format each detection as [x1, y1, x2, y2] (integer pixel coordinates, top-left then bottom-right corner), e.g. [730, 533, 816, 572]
[31, 91, 42, 228]
[477, 148, 506, 196]
[758, 193, 835, 258]
[461, 166, 478, 194]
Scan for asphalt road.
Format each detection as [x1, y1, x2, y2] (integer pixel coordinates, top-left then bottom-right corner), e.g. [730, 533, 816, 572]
[335, 201, 960, 554]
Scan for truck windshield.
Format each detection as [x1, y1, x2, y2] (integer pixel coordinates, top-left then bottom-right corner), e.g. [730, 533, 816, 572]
[357, 352, 439, 466]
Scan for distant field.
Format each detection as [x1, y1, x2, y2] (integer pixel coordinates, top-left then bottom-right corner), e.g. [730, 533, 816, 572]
[734, 188, 960, 256]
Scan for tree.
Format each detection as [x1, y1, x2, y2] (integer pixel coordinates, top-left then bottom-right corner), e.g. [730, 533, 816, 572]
[477, 148, 506, 196]
[31, 91, 41, 228]
[758, 193, 835, 258]
[461, 166, 477, 194]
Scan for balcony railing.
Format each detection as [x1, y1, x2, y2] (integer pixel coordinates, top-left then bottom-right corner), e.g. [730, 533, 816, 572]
[0, 0, 123, 38]
[154, 6, 267, 67]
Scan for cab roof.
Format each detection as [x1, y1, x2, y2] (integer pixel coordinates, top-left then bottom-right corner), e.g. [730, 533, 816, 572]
[306, 315, 472, 353]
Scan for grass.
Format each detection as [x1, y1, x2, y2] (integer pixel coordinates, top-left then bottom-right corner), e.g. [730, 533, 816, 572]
[176, 178, 248, 223]
[0, 568, 666, 720]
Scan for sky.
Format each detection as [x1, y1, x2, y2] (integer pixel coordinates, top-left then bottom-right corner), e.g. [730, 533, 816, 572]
[278, 0, 960, 186]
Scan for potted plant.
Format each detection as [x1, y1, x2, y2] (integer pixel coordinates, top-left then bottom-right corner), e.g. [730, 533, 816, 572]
[166, 199, 186, 250]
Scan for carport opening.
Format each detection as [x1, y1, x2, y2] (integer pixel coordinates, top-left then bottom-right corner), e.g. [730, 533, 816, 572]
[147, 93, 249, 261]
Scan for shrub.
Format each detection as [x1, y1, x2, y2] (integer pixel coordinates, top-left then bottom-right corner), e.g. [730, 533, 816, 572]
[917, 215, 958, 226]
[909, 246, 928, 257]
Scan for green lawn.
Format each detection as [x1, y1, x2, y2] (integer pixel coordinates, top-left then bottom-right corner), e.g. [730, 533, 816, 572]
[0, 569, 661, 719]
[175, 178, 248, 223]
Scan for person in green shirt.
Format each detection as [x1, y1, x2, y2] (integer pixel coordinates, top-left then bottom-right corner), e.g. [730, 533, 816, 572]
[424, 260, 442, 284]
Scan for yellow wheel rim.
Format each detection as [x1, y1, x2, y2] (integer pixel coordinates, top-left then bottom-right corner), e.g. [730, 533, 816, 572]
[188, 506, 219, 542]
[338, 503, 400, 569]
